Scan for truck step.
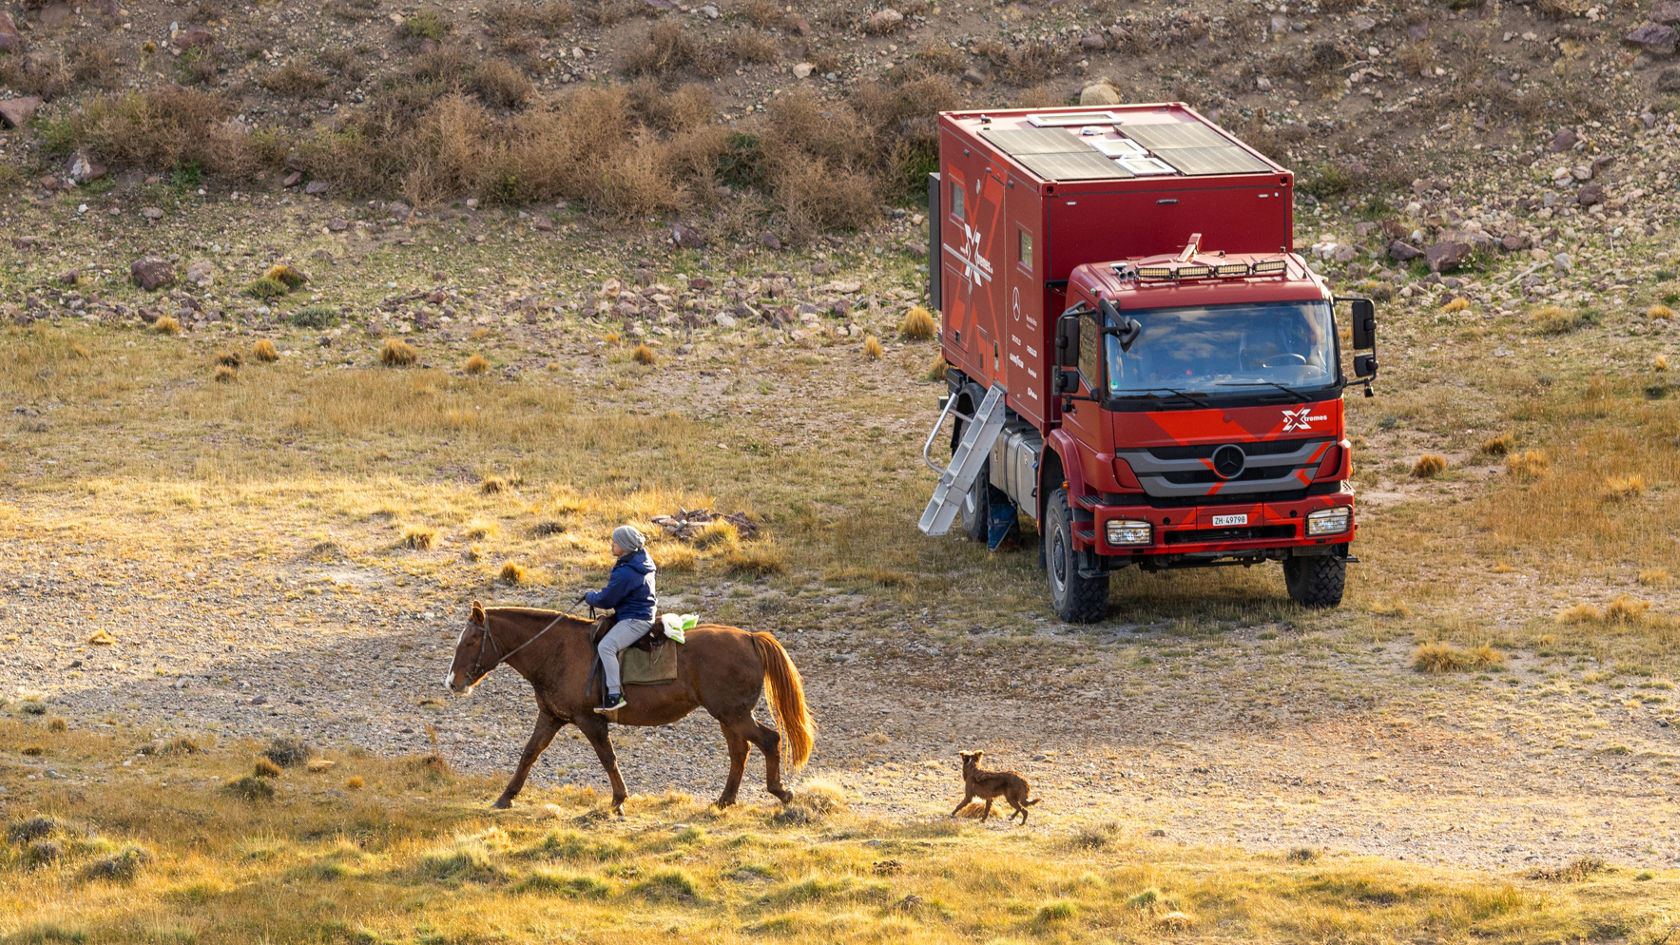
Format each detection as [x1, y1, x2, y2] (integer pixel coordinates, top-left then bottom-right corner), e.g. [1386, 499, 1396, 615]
[918, 385, 1008, 537]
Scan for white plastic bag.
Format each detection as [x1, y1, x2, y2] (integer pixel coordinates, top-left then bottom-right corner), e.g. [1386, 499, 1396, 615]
[660, 613, 698, 644]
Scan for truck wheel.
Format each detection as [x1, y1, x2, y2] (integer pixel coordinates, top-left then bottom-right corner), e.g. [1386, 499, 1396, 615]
[1044, 487, 1109, 623]
[1284, 555, 1345, 608]
[958, 457, 992, 541]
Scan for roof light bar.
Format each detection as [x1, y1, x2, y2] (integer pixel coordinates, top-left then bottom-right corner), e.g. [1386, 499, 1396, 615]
[1215, 262, 1251, 276]
[1251, 259, 1288, 275]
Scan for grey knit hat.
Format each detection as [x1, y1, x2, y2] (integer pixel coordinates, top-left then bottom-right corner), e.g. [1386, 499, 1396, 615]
[612, 525, 646, 552]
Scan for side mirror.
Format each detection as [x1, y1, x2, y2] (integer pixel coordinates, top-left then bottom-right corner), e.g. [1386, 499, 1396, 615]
[1054, 367, 1081, 394]
[1347, 297, 1376, 350]
[1098, 298, 1140, 352]
[1055, 313, 1080, 368]
[1354, 353, 1378, 380]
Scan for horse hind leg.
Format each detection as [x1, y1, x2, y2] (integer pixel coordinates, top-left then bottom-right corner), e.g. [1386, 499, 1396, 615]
[715, 723, 750, 809]
[494, 711, 565, 810]
[750, 719, 792, 804]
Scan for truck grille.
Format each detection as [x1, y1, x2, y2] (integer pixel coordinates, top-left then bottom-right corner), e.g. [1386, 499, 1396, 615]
[1164, 525, 1296, 545]
[1118, 439, 1332, 500]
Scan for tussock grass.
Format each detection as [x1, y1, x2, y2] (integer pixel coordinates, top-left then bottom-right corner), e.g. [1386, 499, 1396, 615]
[1603, 475, 1645, 501]
[0, 719, 1675, 943]
[723, 542, 787, 577]
[1410, 454, 1447, 478]
[1477, 433, 1514, 456]
[899, 305, 937, 341]
[863, 335, 884, 359]
[1441, 297, 1470, 313]
[253, 757, 283, 778]
[264, 264, 307, 289]
[1649, 304, 1674, 320]
[262, 737, 316, 767]
[1413, 641, 1506, 673]
[464, 354, 490, 375]
[632, 344, 656, 365]
[1506, 449, 1549, 480]
[152, 316, 181, 335]
[925, 357, 949, 382]
[1638, 569, 1672, 587]
[215, 350, 243, 369]
[251, 339, 279, 363]
[213, 364, 238, 383]
[499, 561, 526, 584]
[380, 338, 419, 367]
[692, 520, 741, 550]
[245, 276, 289, 300]
[402, 527, 438, 550]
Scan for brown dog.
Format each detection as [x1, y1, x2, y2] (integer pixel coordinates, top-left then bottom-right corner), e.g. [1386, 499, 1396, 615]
[952, 750, 1040, 824]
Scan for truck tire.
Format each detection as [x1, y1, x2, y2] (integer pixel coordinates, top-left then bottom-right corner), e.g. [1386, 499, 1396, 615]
[1284, 555, 1345, 608]
[1044, 487, 1109, 623]
[958, 457, 992, 541]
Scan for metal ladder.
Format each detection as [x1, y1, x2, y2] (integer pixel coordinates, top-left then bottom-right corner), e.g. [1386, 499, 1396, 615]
[917, 385, 1008, 537]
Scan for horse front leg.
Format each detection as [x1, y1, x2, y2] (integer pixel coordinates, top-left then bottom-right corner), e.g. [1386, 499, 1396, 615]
[575, 715, 629, 813]
[494, 710, 565, 809]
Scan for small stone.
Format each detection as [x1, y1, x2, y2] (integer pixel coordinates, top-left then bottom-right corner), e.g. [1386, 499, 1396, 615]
[1554, 252, 1573, 274]
[0, 13, 24, 54]
[130, 257, 176, 291]
[687, 277, 713, 291]
[1576, 182, 1604, 206]
[863, 8, 904, 34]
[1500, 233, 1532, 252]
[303, 180, 330, 196]
[1387, 241, 1424, 262]
[172, 28, 213, 50]
[185, 260, 214, 287]
[792, 62, 814, 78]
[1626, 23, 1679, 55]
[1425, 241, 1472, 273]
[671, 223, 705, 249]
[961, 67, 987, 86]
[67, 151, 107, 185]
[1256, 76, 1272, 92]
[327, 216, 349, 232]
[1548, 128, 1578, 152]
[700, 4, 719, 18]
[281, 171, 303, 188]
[714, 313, 737, 329]
[1079, 81, 1121, 106]
[141, 207, 164, 221]
[0, 96, 43, 129]
[760, 232, 783, 251]
[1658, 69, 1680, 93]
[1079, 32, 1107, 51]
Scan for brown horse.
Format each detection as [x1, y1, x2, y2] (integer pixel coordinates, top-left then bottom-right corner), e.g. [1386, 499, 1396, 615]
[445, 602, 815, 812]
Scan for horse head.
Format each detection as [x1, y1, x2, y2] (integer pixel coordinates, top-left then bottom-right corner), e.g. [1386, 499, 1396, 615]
[445, 601, 497, 695]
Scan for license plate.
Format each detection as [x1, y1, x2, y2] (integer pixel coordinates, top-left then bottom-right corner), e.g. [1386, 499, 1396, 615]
[1211, 514, 1248, 527]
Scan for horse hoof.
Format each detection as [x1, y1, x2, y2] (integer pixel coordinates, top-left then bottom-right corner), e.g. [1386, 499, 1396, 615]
[714, 797, 737, 810]
[491, 799, 512, 810]
[774, 790, 793, 804]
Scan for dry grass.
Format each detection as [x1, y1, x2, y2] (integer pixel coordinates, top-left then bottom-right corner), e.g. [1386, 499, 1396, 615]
[1477, 433, 1514, 457]
[380, 338, 419, 367]
[723, 542, 787, 576]
[152, 316, 181, 335]
[692, 520, 741, 550]
[251, 339, 279, 363]
[213, 365, 237, 383]
[899, 305, 937, 341]
[1412, 642, 1506, 673]
[403, 527, 439, 551]
[499, 561, 526, 584]
[253, 756, 283, 779]
[1531, 304, 1588, 334]
[632, 344, 656, 365]
[1638, 569, 1672, 587]
[1603, 474, 1645, 501]
[1441, 297, 1470, 313]
[863, 335, 884, 360]
[1410, 454, 1447, 478]
[1506, 449, 1549, 480]
[464, 354, 490, 375]
[1649, 304, 1675, 320]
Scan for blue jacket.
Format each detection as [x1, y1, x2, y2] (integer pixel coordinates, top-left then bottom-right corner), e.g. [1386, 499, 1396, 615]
[584, 548, 657, 621]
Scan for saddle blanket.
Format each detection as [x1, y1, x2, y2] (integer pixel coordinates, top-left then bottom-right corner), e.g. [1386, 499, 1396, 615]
[622, 640, 678, 685]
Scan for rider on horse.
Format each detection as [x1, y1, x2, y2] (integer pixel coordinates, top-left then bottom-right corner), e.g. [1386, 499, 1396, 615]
[585, 525, 657, 714]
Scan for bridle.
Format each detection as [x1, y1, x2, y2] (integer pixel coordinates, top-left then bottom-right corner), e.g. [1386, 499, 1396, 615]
[461, 600, 586, 684]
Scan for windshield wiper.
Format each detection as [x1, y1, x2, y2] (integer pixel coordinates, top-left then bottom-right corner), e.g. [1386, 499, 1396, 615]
[1214, 379, 1315, 400]
[1116, 387, 1211, 407]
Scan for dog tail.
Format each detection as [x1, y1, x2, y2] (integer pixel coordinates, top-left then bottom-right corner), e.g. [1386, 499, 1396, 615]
[1024, 798, 1041, 806]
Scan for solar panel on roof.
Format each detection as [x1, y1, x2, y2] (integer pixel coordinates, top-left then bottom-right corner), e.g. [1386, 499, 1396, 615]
[978, 128, 1090, 156]
[1155, 146, 1273, 176]
[1117, 121, 1233, 151]
[1026, 111, 1123, 127]
[1016, 150, 1135, 181]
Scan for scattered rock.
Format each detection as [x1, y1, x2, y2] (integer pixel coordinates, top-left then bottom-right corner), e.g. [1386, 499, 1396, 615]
[0, 96, 43, 129]
[327, 216, 349, 232]
[1625, 23, 1679, 55]
[714, 312, 737, 329]
[172, 29, 214, 51]
[130, 257, 175, 291]
[0, 13, 23, 54]
[185, 260, 215, 287]
[1079, 80, 1122, 106]
[140, 207, 164, 221]
[1425, 241, 1472, 272]
[1655, 1, 1680, 23]
[1388, 241, 1424, 262]
[58, 270, 78, 286]
[687, 277, 712, 291]
[671, 223, 705, 249]
[1500, 233, 1533, 252]
[863, 8, 904, 34]
[303, 180, 330, 196]
[1576, 182, 1604, 206]
[1548, 128, 1578, 152]
[67, 151, 107, 185]
[961, 67, 987, 86]
[281, 171, 303, 188]
[760, 231, 783, 251]
[1658, 68, 1680, 93]
[792, 62, 814, 79]
[1079, 32, 1108, 51]
[39, 4, 71, 29]
[1553, 252, 1573, 274]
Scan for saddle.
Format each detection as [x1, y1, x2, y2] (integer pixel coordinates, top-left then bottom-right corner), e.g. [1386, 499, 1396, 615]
[589, 613, 678, 688]
[588, 613, 670, 652]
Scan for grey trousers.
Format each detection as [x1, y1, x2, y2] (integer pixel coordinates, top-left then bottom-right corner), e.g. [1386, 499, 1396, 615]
[598, 618, 653, 695]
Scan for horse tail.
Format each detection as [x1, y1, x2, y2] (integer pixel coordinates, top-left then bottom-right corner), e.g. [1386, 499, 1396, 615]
[752, 632, 815, 769]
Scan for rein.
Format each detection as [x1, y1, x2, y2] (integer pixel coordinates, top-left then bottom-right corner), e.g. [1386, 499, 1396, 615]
[469, 608, 574, 680]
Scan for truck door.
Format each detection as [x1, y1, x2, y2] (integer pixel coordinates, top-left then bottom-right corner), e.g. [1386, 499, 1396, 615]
[941, 156, 1006, 386]
[1004, 174, 1046, 426]
[1061, 302, 1110, 493]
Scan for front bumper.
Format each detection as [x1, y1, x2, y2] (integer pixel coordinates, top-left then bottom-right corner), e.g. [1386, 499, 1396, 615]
[1088, 491, 1355, 561]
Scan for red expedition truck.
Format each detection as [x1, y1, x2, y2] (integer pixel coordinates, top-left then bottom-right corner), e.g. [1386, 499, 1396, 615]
[917, 104, 1378, 623]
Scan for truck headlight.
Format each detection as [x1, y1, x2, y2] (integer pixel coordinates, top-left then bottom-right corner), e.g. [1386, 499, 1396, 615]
[1106, 520, 1152, 545]
[1306, 507, 1351, 536]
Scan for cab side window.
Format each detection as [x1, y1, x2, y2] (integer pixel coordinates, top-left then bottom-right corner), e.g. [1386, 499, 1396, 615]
[1077, 310, 1101, 390]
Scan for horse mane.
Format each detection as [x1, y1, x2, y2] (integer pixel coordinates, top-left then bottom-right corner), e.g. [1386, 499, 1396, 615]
[484, 606, 591, 622]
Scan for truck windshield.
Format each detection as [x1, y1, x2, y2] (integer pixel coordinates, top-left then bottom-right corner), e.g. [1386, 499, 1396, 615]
[1105, 300, 1336, 402]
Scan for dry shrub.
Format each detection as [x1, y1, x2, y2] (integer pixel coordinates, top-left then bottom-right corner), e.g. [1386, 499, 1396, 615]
[464, 354, 490, 375]
[481, 476, 508, 494]
[1410, 454, 1446, 478]
[736, 0, 785, 29]
[213, 365, 237, 383]
[1441, 297, 1469, 313]
[1638, 569, 1672, 587]
[1557, 603, 1601, 624]
[926, 357, 949, 382]
[1650, 304, 1675, 320]
[900, 305, 937, 341]
[69, 38, 124, 87]
[246, 277, 289, 300]
[48, 717, 67, 732]
[1603, 475, 1645, 501]
[55, 87, 262, 178]
[990, 39, 1068, 84]
[500, 561, 526, 584]
[1604, 595, 1651, 624]
[915, 43, 967, 74]
[215, 350, 242, 368]
[472, 59, 534, 110]
[253, 757, 283, 778]
[263, 738, 315, 767]
[265, 264, 307, 289]
[1477, 433, 1514, 457]
[660, 545, 697, 572]
[1507, 449, 1549, 480]
[725, 30, 781, 65]
[1, 50, 69, 100]
[632, 344, 657, 365]
[863, 335, 884, 359]
[403, 527, 438, 550]
[778, 160, 879, 233]
[622, 21, 699, 77]
[484, 0, 574, 34]
[345, 775, 365, 790]
[251, 339, 279, 362]
[261, 60, 329, 97]
[224, 775, 275, 802]
[380, 338, 418, 366]
[1412, 641, 1504, 672]
[629, 80, 715, 132]
[153, 316, 181, 335]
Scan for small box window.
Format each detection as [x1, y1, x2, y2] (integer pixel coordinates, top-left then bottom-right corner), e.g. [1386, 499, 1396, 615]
[1018, 229, 1033, 268]
[950, 179, 966, 220]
